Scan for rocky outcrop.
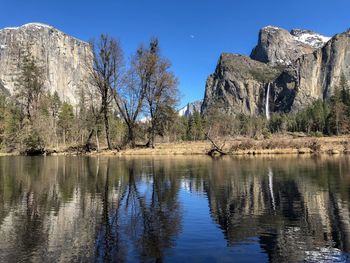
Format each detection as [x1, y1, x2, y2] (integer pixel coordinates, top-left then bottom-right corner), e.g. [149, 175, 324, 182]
[178, 100, 202, 117]
[0, 23, 92, 104]
[201, 54, 281, 116]
[273, 29, 350, 111]
[202, 26, 349, 115]
[250, 26, 330, 66]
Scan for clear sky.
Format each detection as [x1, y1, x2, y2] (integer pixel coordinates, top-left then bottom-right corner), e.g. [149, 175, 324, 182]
[1, 0, 350, 108]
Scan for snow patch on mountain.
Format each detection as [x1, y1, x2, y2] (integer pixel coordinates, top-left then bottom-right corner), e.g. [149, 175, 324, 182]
[3, 23, 54, 31]
[263, 25, 282, 31]
[291, 29, 330, 49]
[178, 100, 202, 117]
[261, 26, 331, 49]
[1, 22, 88, 45]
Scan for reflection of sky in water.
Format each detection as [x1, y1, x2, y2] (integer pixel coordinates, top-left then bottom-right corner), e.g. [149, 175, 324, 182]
[0, 156, 350, 262]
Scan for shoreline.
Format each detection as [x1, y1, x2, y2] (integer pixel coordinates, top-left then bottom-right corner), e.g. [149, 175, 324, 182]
[1, 135, 350, 157]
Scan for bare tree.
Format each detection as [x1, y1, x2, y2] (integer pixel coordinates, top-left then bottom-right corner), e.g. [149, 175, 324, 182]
[144, 39, 179, 148]
[111, 40, 158, 147]
[84, 80, 104, 151]
[89, 34, 124, 150]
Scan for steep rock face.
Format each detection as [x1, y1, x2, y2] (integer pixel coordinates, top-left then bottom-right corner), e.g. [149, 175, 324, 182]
[201, 54, 281, 116]
[203, 26, 349, 116]
[273, 30, 350, 111]
[179, 100, 202, 117]
[250, 26, 330, 66]
[0, 23, 92, 104]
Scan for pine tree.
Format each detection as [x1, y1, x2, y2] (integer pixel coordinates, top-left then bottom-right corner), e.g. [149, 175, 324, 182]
[15, 56, 45, 121]
[339, 73, 350, 123]
[58, 102, 75, 146]
[3, 101, 23, 151]
[330, 82, 348, 135]
[50, 91, 61, 146]
[186, 110, 204, 141]
[340, 73, 350, 104]
[0, 95, 6, 146]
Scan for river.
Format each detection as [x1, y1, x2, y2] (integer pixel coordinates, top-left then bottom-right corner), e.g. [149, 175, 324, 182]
[0, 156, 349, 262]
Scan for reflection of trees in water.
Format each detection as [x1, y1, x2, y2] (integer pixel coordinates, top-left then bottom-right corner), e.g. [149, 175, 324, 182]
[1, 156, 350, 262]
[94, 159, 127, 262]
[199, 157, 350, 262]
[93, 158, 182, 262]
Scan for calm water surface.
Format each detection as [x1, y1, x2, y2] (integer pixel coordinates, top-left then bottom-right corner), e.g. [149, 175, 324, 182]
[0, 156, 350, 262]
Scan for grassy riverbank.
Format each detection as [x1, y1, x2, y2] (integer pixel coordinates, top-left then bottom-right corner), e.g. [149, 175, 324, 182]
[1, 135, 350, 156]
[78, 135, 350, 156]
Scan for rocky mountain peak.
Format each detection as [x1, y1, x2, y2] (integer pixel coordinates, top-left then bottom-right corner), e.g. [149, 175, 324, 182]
[178, 100, 202, 117]
[250, 25, 328, 66]
[290, 28, 330, 49]
[262, 25, 284, 31]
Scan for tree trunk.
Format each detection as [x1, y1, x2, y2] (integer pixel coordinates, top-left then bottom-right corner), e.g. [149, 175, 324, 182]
[146, 117, 155, 148]
[63, 130, 66, 147]
[85, 128, 94, 152]
[149, 126, 155, 148]
[96, 129, 100, 152]
[127, 124, 136, 148]
[103, 106, 112, 150]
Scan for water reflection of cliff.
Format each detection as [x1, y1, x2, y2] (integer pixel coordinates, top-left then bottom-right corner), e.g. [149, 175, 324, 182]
[201, 157, 350, 262]
[0, 157, 183, 262]
[0, 156, 349, 262]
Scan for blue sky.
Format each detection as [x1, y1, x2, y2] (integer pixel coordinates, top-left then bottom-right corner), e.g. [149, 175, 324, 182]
[1, 0, 350, 108]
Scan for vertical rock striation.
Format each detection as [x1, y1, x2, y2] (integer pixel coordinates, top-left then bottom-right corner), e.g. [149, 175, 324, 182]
[201, 53, 281, 116]
[0, 23, 92, 104]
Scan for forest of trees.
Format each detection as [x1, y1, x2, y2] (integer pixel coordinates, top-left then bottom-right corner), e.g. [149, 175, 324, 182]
[0, 35, 350, 154]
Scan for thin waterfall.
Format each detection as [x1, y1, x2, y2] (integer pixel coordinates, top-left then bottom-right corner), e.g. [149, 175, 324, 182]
[266, 83, 270, 120]
[268, 167, 276, 211]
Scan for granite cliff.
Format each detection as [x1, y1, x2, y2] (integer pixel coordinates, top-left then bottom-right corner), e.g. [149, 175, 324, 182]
[179, 100, 203, 117]
[273, 30, 350, 111]
[202, 26, 350, 116]
[0, 23, 92, 104]
[201, 54, 281, 115]
[251, 26, 330, 66]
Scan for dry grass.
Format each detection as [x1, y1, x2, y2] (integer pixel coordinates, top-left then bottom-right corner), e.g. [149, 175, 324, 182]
[3, 135, 350, 156]
[85, 135, 350, 156]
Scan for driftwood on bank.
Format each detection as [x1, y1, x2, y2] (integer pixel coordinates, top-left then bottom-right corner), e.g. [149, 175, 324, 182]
[206, 132, 229, 157]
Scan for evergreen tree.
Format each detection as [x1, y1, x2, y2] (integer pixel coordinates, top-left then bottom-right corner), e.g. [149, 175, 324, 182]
[58, 102, 75, 146]
[50, 91, 62, 146]
[186, 110, 205, 140]
[15, 56, 45, 121]
[3, 101, 23, 151]
[0, 95, 5, 145]
[329, 82, 348, 134]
